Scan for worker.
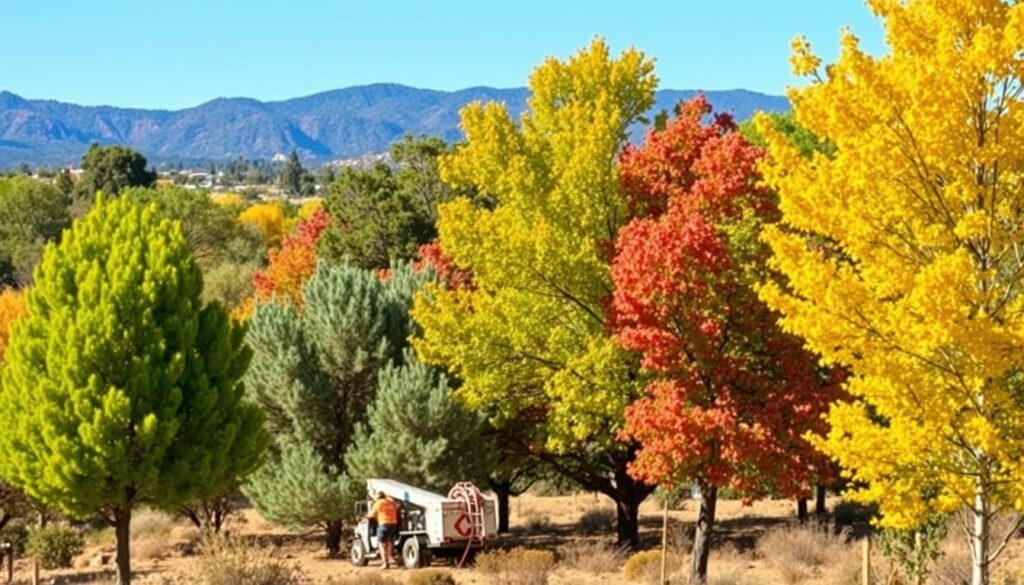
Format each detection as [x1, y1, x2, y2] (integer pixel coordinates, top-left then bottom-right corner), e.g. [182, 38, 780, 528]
[366, 491, 400, 569]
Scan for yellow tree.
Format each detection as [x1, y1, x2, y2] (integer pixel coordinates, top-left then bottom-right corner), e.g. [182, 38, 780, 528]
[411, 39, 657, 546]
[758, 2, 1024, 583]
[238, 202, 286, 248]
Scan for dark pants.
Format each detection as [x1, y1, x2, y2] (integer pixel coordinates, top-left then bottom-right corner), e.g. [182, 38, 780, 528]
[376, 523, 398, 544]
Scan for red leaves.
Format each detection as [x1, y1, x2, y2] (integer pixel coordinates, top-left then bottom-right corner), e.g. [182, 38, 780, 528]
[414, 240, 474, 291]
[612, 96, 839, 499]
[252, 209, 331, 307]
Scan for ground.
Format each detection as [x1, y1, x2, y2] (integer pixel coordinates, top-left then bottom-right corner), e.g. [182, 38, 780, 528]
[4, 493, 1023, 584]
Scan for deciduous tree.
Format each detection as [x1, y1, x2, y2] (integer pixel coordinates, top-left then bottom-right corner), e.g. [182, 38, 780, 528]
[0, 197, 266, 585]
[0, 177, 70, 286]
[74, 144, 156, 199]
[411, 39, 657, 547]
[758, 3, 1024, 584]
[611, 97, 838, 584]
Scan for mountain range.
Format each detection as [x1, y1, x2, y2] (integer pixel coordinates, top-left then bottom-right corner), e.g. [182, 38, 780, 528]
[0, 84, 790, 167]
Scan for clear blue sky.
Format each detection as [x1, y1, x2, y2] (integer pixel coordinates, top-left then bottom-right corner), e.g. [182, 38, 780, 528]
[2, 1, 885, 110]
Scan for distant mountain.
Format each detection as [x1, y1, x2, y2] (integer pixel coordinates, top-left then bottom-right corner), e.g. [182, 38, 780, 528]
[0, 84, 789, 167]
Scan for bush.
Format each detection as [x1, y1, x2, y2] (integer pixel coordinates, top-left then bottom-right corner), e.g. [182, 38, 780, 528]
[832, 500, 877, 527]
[577, 508, 615, 535]
[756, 523, 855, 585]
[622, 549, 683, 584]
[196, 536, 301, 585]
[523, 513, 552, 533]
[0, 522, 29, 555]
[559, 540, 627, 574]
[26, 524, 85, 569]
[406, 569, 456, 585]
[475, 548, 555, 585]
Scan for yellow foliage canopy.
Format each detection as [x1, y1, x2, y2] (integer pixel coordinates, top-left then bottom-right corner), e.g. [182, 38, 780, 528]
[411, 39, 656, 449]
[238, 202, 287, 248]
[759, 0, 1024, 529]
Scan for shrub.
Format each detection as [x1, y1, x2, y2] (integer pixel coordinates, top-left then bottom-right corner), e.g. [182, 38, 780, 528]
[196, 536, 301, 585]
[559, 540, 627, 574]
[832, 500, 877, 528]
[622, 549, 683, 584]
[755, 523, 855, 585]
[406, 569, 456, 585]
[475, 548, 555, 585]
[577, 508, 615, 535]
[26, 525, 85, 569]
[0, 522, 29, 555]
[523, 513, 552, 533]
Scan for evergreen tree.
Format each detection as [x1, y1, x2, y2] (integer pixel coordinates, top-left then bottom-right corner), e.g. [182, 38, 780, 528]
[278, 150, 304, 197]
[0, 197, 266, 585]
[345, 351, 494, 494]
[54, 168, 75, 196]
[242, 262, 426, 555]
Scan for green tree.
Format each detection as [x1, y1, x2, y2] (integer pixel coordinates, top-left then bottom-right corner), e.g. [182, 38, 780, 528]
[75, 143, 157, 199]
[739, 111, 835, 158]
[54, 168, 75, 196]
[319, 136, 455, 270]
[345, 351, 494, 494]
[0, 176, 70, 286]
[242, 261, 424, 555]
[278, 150, 304, 197]
[0, 196, 266, 585]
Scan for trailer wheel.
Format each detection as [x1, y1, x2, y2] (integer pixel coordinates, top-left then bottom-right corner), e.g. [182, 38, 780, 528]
[350, 538, 368, 567]
[401, 537, 432, 569]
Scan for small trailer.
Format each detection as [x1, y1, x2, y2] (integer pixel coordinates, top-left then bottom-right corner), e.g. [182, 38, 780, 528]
[350, 478, 498, 569]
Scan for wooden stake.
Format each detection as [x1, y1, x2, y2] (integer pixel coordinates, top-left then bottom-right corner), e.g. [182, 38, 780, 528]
[914, 532, 923, 585]
[660, 497, 669, 585]
[861, 538, 871, 585]
[31, 558, 39, 585]
[5, 549, 12, 584]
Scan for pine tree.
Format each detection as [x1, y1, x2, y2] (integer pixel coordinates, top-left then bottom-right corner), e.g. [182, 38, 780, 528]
[345, 351, 494, 494]
[278, 150, 304, 197]
[0, 197, 266, 585]
[242, 261, 426, 555]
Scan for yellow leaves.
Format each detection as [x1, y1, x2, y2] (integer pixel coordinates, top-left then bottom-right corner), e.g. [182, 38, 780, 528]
[766, 0, 1024, 529]
[0, 287, 27, 365]
[238, 202, 286, 247]
[789, 36, 821, 77]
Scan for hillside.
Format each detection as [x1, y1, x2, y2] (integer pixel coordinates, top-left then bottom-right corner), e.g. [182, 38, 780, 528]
[0, 84, 789, 167]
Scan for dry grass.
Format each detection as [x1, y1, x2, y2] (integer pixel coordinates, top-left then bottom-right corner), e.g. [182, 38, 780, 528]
[577, 508, 616, 535]
[325, 575, 400, 585]
[558, 540, 628, 574]
[623, 549, 686, 584]
[406, 569, 457, 585]
[475, 548, 556, 585]
[131, 509, 180, 561]
[756, 523, 857, 584]
[195, 535, 302, 585]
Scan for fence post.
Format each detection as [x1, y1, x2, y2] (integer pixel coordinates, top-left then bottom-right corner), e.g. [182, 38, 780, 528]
[861, 537, 871, 585]
[660, 498, 669, 585]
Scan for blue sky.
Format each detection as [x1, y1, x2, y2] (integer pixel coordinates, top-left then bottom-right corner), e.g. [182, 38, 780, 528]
[2, 1, 885, 110]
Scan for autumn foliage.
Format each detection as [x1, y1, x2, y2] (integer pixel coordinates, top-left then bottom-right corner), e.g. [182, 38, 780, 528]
[613, 96, 837, 499]
[235, 209, 330, 318]
[0, 288, 27, 363]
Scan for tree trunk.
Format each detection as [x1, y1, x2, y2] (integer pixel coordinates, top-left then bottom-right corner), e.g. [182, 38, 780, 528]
[815, 483, 827, 515]
[797, 498, 808, 523]
[495, 487, 511, 533]
[325, 520, 343, 557]
[971, 482, 990, 585]
[0, 512, 10, 533]
[690, 483, 718, 585]
[611, 465, 650, 549]
[113, 507, 132, 585]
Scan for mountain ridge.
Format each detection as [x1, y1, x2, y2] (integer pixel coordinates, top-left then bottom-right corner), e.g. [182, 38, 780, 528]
[0, 84, 789, 167]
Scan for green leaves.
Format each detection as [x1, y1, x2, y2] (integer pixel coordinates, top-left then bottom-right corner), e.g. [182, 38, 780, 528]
[0, 196, 265, 519]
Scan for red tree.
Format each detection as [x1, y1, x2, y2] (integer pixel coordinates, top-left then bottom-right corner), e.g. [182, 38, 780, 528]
[236, 209, 331, 319]
[612, 96, 840, 584]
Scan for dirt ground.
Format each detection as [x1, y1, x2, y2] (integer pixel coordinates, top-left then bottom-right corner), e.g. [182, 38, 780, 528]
[6, 493, 1023, 584]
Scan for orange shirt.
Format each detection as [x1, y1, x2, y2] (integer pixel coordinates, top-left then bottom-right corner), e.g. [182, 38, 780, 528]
[369, 497, 399, 524]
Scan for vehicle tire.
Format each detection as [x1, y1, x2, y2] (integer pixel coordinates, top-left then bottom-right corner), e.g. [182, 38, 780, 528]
[350, 538, 368, 567]
[402, 537, 431, 569]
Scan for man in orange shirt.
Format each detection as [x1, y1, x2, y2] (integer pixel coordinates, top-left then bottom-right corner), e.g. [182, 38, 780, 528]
[366, 491, 400, 569]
